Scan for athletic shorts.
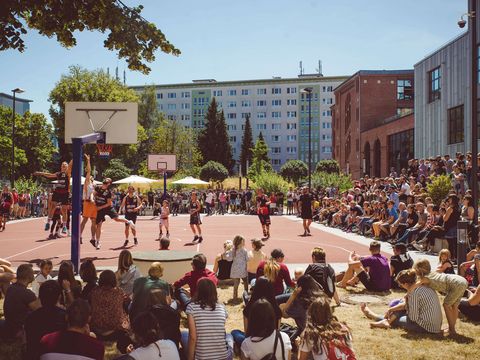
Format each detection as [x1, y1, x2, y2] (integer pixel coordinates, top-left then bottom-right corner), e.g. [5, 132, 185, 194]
[258, 214, 271, 226]
[301, 209, 313, 220]
[96, 207, 119, 224]
[125, 213, 137, 225]
[190, 213, 202, 225]
[82, 200, 97, 219]
[0, 205, 10, 217]
[52, 192, 69, 205]
[160, 218, 169, 227]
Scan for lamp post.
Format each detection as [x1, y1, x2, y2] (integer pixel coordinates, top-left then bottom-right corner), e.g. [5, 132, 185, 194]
[301, 87, 313, 190]
[10, 88, 25, 188]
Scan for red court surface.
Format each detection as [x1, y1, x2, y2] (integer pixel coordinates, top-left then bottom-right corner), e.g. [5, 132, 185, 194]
[1, 215, 377, 268]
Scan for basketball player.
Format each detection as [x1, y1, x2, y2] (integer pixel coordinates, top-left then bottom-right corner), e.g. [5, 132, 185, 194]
[189, 191, 203, 244]
[158, 199, 170, 240]
[298, 186, 314, 236]
[34, 161, 72, 234]
[120, 185, 142, 247]
[80, 154, 96, 245]
[93, 178, 135, 250]
[0, 185, 13, 231]
[256, 188, 271, 240]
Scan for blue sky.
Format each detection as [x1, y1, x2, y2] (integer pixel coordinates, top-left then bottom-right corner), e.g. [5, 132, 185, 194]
[0, 0, 467, 118]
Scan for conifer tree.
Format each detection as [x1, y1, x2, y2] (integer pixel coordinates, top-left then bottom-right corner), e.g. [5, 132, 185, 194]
[240, 115, 254, 176]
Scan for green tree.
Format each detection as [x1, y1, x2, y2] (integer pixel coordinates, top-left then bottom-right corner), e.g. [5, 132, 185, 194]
[252, 172, 290, 195]
[197, 99, 234, 172]
[280, 160, 308, 185]
[1, 0, 180, 74]
[48, 66, 139, 168]
[103, 158, 130, 181]
[199, 161, 229, 183]
[427, 175, 452, 206]
[316, 159, 340, 174]
[0, 106, 56, 180]
[248, 136, 272, 179]
[311, 172, 353, 193]
[240, 115, 254, 176]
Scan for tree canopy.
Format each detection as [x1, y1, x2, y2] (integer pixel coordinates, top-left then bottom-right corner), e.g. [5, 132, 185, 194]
[240, 115, 253, 176]
[103, 158, 130, 181]
[1, 0, 180, 74]
[199, 161, 228, 183]
[248, 135, 272, 179]
[280, 160, 308, 185]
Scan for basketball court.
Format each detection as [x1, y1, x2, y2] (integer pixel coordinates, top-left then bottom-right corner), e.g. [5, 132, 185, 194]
[1, 214, 388, 269]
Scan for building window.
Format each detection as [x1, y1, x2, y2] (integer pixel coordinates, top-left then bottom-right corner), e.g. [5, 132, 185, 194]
[257, 124, 267, 130]
[228, 89, 237, 96]
[257, 88, 267, 95]
[397, 79, 413, 100]
[287, 87, 297, 94]
[167, 92, 176, 98]
[156, 93, 163, 99]
[287, 111, 297, 118]
[229, 136, 237, 142]
[257, 100, 267, 107]
[213, 90, 223, 97]
[271, 147, 281, 154]
[448, 105, 464, 144]
[241, 89, 250, 95]
[388, 129, 414, 174]
[287, 99, 297, 106]
[272, 99, 282, 106]
[322, 86, 333, 92]
[181, 103, 190, 110]
[167, 115, 177, 120]
[344, 94, 351, 132]
[227, 124, 237, 131]
[241, 100, 251, 107]
[167, 103, 176, 110]
[181, 115, 190, 121]
[271, 135, 281, 142]
[287, 123, 297, 130]
[241, 112, 251, 119]
[322, 98, 333, 104]
[272, 123, 281, 130]
[271, 159, 282, 166]
[272, 88, 282, 94]
[181, 91, 190, 98]
[321, 146, 332, 153]
[257, 112, 267, 119]
[271, 111, 281, 118]
[286, 146, 297, 154]
[287, 135, 297, 141]
[227, 113, 237, 119]
[228, 101, 237, 108]
[428, 67, 441, 102]
[322, 110, 332, 117]
[322, 122, 331, 129]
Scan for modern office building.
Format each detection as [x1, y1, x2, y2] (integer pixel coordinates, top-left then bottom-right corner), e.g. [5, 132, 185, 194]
[0, 92, 32, 115]
[332, 70, 415, 178]
[131, 74, 347, 170]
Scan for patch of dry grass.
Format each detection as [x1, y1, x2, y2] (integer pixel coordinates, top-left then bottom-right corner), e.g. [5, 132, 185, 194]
[2, 286, 480, 360]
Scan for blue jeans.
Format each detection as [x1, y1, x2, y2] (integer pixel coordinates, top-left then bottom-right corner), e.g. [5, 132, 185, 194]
[231, 329, 245, 347]
[397, 227, 420, 244]
[181, 330, 233, 360]
[174, 288, 191, 310]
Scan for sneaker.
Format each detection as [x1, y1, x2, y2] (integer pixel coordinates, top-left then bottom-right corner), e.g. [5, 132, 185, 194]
[67, 230, 71, 236]
[166, 232, 170, 239]
[301, 231, 307, 237]
[80, 237, 83, 244]
[198, 236, 203, 243]
[48, 234, 55, 240]
[62, 226, 67, 234]
[127, 220, 136, 230]
[90, 239, 96, 248]
[44, 222, 50, 231]
[54, 233, 61, 239]
[95, 241, 101, 250]
[192, 235, 199, 244]
[134, 238, 138, 245]
[123, 239, 129, 247]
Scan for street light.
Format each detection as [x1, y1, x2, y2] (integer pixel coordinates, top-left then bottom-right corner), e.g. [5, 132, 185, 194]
[301, 87, 313, 190]
[11, 88, 25, 188]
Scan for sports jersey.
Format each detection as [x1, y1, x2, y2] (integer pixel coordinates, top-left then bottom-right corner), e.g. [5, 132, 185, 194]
[94, 186, 112, 207]
[55, 172, 69, 194]
[125, 195, 139, 213]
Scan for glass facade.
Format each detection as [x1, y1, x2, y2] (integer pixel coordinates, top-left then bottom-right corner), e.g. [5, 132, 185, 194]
[388, 129, 414, 173]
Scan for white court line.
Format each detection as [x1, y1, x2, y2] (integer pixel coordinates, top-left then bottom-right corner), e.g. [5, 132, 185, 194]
[5, 242, 54, 260]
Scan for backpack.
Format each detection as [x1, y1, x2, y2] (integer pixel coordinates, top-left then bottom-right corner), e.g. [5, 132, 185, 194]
[259, 330, 285, 360]
[305, 263, 336, 298]
[326, 338, 356, 360]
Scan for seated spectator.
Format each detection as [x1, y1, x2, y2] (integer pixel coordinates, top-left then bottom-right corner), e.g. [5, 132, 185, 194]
[459, 284, 480, 322]
[360, 269, 443, 333]
[240, 299, 292, 360]
[149, 288, 181, 349]
[212, 240, 234, 280]
[159, 236, 170, 250]
[115, 250, 141, 298]
[25, 280, 66, 360]
[232, 277, 282, 347]
[373, 200, 398, 240]
[38, 299, 104, 360]
[130, 262, 170, 322]
[280, 275, 324, 341]
[120, 311, 180, 360]
[390, 243, 413, 289]
[173, 253, 218, 310]
[181, 278, 233, 360]
[79, 259, 98, 300]
[437, 249, 455, 274]
[299, 297, 355, 360]
[338, 241, 391, 292]
[389, 202, 407, 240]
[2, 264, 40, 339]
[0, 258, 15, 298]
[89, 270, 130, 346]
[304, 247, 340, 305]
[57, 260, 82, 307]
[397, 203, 427, 245]
[256, 249, 295, 299]
[247, 238, 267, 283]
[31, 260, 53, 297]
[460, 245, 480, 286]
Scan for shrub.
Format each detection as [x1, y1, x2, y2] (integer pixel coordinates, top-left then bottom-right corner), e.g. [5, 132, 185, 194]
[251, 172, 290, 195]
[280, 160, 308, 185]
[311, 172, 352, 193]
[199, 161, 229, 183]
[13, 177, 43, 193]
[315, 159, 340, 174]
[102, 158, 131, 181]
[427, 175, 452, 206]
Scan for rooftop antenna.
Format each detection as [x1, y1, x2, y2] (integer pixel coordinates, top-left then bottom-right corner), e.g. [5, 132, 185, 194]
[299, 61, 304, 75]
[316, 60, 323, 76]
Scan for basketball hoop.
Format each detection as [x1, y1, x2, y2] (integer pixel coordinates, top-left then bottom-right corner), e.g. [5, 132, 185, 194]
[96, 144, 113, 159]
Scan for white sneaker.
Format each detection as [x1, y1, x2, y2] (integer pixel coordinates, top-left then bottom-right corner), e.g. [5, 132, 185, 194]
[127, 220, 136, 230]
[95, 241, 101, 250]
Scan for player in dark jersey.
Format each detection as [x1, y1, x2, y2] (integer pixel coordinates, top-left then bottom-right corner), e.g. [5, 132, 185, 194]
[298, 186, 314, 236]
[256, 188, 271, 240]
[120, 185, 142, 247]
[93, 178, 135, 250]
[189, 191, 203, 244]
[0, 185, 13, 231]
[34, 161, 72, 233]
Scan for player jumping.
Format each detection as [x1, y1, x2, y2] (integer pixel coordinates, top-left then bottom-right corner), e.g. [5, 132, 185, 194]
[80, 154, 96, 245]
[120, 185, 142, 247]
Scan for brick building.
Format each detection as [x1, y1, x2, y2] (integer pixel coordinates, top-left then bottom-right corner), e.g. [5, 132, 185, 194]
[331, 70, 415, 178]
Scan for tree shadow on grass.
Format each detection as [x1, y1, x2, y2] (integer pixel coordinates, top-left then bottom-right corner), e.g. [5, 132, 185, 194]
[400, 331, 475, 344]
[15, 257, 59, 266]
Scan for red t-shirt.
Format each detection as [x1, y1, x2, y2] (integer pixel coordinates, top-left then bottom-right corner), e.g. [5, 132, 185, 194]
[39, 330, 104, 360]
[173, 269, 218, 296]
[256, 260, 295, 296]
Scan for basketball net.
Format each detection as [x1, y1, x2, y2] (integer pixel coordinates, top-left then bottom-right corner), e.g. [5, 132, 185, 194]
[96, 144, 113, 159]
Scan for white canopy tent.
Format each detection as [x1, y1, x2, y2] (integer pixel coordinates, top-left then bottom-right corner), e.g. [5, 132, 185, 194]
[112, 175, 159, 185]
[171, 176, 209, 185]
[52, 176, 101, 185]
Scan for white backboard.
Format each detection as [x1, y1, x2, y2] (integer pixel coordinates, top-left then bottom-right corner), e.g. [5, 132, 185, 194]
[65, 102, 138, 144]
[148, 154, 177, 172]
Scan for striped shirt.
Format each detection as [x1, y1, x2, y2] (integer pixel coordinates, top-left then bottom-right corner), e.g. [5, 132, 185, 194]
[406, 286, 442, 333]
[186, 302, 229, 360]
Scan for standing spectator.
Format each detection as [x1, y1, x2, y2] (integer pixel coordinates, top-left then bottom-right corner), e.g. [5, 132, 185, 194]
[25, 280, 66, 360]
[245, 188, 253, 214]
[230, 235, 249, 300]
[304, 247, 340, 305]
[38, 299, 104, 360]
[182, 278, 233, 360]
[173, 254, 218, 309]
